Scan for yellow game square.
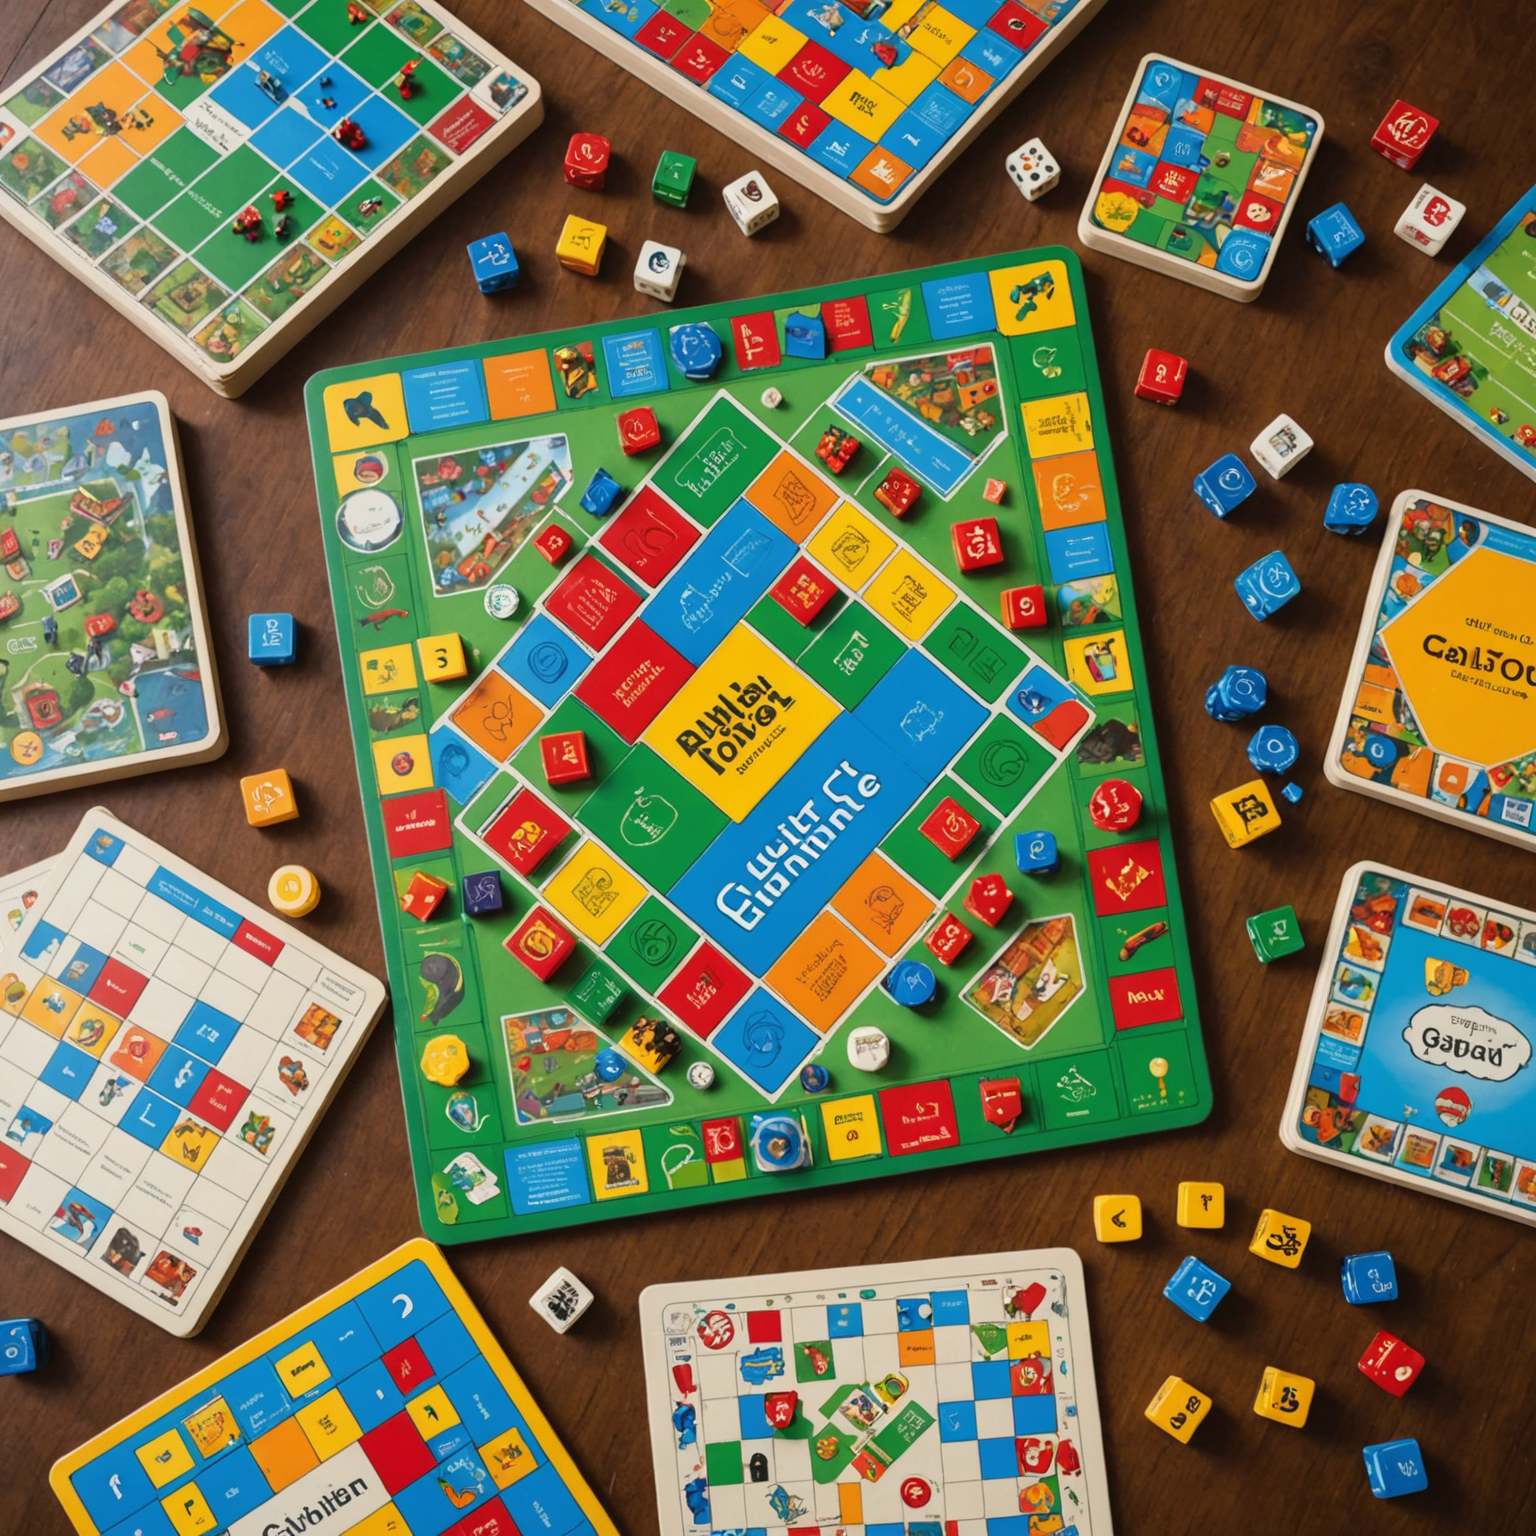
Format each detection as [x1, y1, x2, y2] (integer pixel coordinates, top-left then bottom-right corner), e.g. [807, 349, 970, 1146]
[483, 1426, 536, 1489]
[161, 1117, 217, 1170]
[873, 51, 940, 106]
[65, 1003, 119, 1058]
[404, 1384, 460, 1440]
[35, 62, 152, 162]
[79, 134, 141, 188]
[866, 548, 955, 639]
[1007, 1321, 1049, 1358]
[743, 450, 840, 540]
[766, 913, 884, 1031]
[1021, 392, 1094, 459]
[182, 1398, 240, 1458]
[332, 447, 395, 497]
[1064, 631, 1134, 697]
[808, 503, 896, 590]
[417, 634, 467, 682]
[359, 643, 417, 696]
[22, 980, 81, 1038]
[545, 842, 648, 946]
[822, 72, 905, 142]
[161, 1482, 217, 1536]
[372, 734, 434, 794]
[137, 1428, 193, 1488]
[274, 1340, 331, 1397]
[820, 1095, 881, 1161]
[587, 1128, 649, 1200]
[839, 1484, 863, 1526]
[343, 1508, 409, 1536]
[881, 0, 926, 26]
[296, 1388, 362, 1459]
[904, 7, 974, 66]
[321, 374, 409, 451]
[739, 15, 808, 74]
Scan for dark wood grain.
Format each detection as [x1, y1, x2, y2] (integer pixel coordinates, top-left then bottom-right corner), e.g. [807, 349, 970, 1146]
[2, 1, 1533, 1530]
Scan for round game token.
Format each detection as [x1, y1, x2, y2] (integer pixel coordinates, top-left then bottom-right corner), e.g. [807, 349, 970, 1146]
[750, 1114, 806, 1172]
[1247, 723, 1300, 774]
[799, 1063, 831, 1093]
[421, 1033, 469, 1086]
[884, 960, 936, 1008]
[900, 1479, 931, 1509]
[1363, 733, 1399, 769]
[761, 386, 783, 408]
[1088, 777, 1143, 832]
[847, 1026, 890, 1072]
[268, 864, 320, 917]
[484, 583, 519, 620]
[1215, 664, 1267, 717]
[669, 322, 723, 381]
[594, 1048, 628, 1082]
[687, 1060, 716, 1090]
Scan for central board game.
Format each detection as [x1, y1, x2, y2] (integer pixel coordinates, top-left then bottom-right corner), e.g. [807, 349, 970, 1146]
[306, 247, 1210, 1242]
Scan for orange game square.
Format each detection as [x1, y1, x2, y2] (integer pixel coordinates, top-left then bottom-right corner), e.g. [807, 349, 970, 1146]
[743, 450, 839, 539]
[898, 1329, 937, 1365]
[79, 135, 141, 189]
[22, 980, 81, 1038]
[485, 350, 557, 419]
[1032, 451, 1106, 531]
[938, 56, 993, 106]
[850, 147, 914, 199]
[831, 853, 934, 957]
[450, 671, 541, 762]
[765, 912, 884, 1033]
[250, 1417, 320, 1493]
[35, 63, 155, 164]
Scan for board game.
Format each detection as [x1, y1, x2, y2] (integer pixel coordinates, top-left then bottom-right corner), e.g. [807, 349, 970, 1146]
[0, 809, 388, 1334]
[2, 858, 53, 951]
[1077, 54, 1322, 301]
[1324, 489, 1536, 849]
[306, 246, 1210, 1243]
[0, 392, 225, 800]
[0, 0, 541, 397]
[51, 1238, 622, 1536]
[1280, 861, 1536, 1227]
[1386, 182, 1536, 479]
[518, 0, 1103, 232]
[639, 1249, 1111, 1536]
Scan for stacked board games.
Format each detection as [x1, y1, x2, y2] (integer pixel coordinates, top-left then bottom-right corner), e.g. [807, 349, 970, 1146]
[518, 0, 1104, 231]
[0, 392, 224, 801]
[1281, 863, 1536, 1227]
[639, 1250, 1111, 1536]
[0, 0, 541, 395]
[306, 247, 1210, 1242]
[1078, 54, 1322, 300]
[0, 810, 387, 1333]
[1324, 489, 1536, 848]
[50, 1239, 622, 1536]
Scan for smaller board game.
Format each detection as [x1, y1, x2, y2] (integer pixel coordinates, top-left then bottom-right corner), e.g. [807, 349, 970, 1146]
[0, 392, 224, 801]
[0, 810, 387, 1334]
[1280, 861, 1536, 1227]
[1386, 182, 1536, 480]
[1324, 489, 1536, 849]
[640, 1249, 1111, 1536]
[51, 1238, 622, 1536]
[0, 0, 541, 396]
[1077, 54, 1322, 301]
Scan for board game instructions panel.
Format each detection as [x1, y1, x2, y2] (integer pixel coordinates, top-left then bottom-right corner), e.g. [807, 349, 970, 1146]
[0, 0, 541, 395]
[306, 246, 1211, 1242]
[51, 1238, 622, 1536]
[641, 1250, 1112, 1536]
[1281, 863, 1536, 1228]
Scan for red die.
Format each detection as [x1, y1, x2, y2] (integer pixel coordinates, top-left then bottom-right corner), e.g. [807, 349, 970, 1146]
[816, 425, 859, 474]
[564, 131, 611, 189]
[874, 467, 921, 517]
[1001, 585, 1048, 630]
[979, 1075, 1022, 1132]
[534, 525, 573, 565]
[920, 796, 981, 860]
[770, 558, 835, 624]
[924, 912, 973, 966]
[1370, 100, 1438, 169]
[505, 907, 576, 981]
[963, 873, 1013, 927]
[951, 516, 1003, 573]
[1088, 777, 1143, 832]
[1134, 349, 1187, 405]
[483, 787, 570, 875]
[540, 730, 591, 786]
[617, 406, 662, 456]
[982, 478, 1006, 505]
[1358, 1330, 1424, 1397]
[401, 870, 449, 922]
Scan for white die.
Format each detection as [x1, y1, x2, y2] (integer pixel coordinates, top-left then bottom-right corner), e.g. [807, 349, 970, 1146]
[530, 1266, 594, 1333]
[1394, 184, 1466, 257]
[634, 239, 685, 302]
[723, 170, 780, 235]
[1006, 138, 1059, 202]
[1250, 413, 1313, 479]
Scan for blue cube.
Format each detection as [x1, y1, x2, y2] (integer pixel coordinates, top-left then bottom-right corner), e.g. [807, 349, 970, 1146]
[580, 468, 623, 518]
[1014, 830, 1059, 875]
[1163, 1256, 1230, 1322]
[784, 312, 827, 360]
[467, 233, 519, 293]
[1247, 723, 1299, 774]
[1364, 1438, 1427, 1498]
[1342, 1251, 1398, 1304]
[1234, 550, 1301, 621]
[1282, 782, 1304, 803]
[1, 1318, 47, 1374]
[461, 870, 502, 917]
[1324, 482, 1379, 535]
[1306, 203, 1366, 267]
[1193, 453, 1256, 518]
[594, 1048, 628, 1082]
[248, 612, 296, 666]
[1205, 664, 1266, 721]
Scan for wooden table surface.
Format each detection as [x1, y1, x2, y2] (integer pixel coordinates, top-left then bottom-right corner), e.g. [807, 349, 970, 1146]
[2, 0, 1532, 1530]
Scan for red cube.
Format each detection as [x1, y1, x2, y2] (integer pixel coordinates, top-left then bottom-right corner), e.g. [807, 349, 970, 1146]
[617, 406, 661, 456]
[874, 467, 921, 517]
[924, 912, 973, 966]
[920, 796, 981, 860]
[963, 873, 1013, 927]
[483, 788, 570, 875]
[1088, 777, 1143, 832]
[982, 478, 1006, 505]
[540, 730, 591, 786]
[1370, 100, 1438, 169]
[400, 870, 449, 922]
[770, 558, 835, 624]
[84, 612, 117, 638]
[816, 426, 859, 474]
[505, 907, 576, 981]
[979, 1075, 1022, 1131]
[1134, 349, 1187, 405]
[951, 516, 1003, 573]
[564, 131, 611, 189]
[1001, 585, 1047, 630]
[1357, 1330, 1424, 1397]
[534, 525, 573, 565]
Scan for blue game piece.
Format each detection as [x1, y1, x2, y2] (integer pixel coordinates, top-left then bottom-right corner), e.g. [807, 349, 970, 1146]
[1364, 1439, 1428, 1498]
[799, 1063, 831, 1093]
[1282, 782, 1304, 804]
[1162, 1256, 1230, 1323]
[580, 468, 623, 517]
[784, 312, 827, 360]
[1234, 550, 1301, 620]
[1306, 202, 1366, 267]
[467, 233, 520, 293]
[1193, 453, 1256, 518]
[750, 1113, 809, 1172]
[1342, 1251, 1398, 1304]
[1205, 664, 1267, 721]
[1247, 723, 1300, 774]
[248, 613, 296, 666]
[1324, 482, 1379, 534]
[1014, 830, 1059, 875]
[0, 1318, 47, 1375]
[594, 1048, 628, 1082]
[883, 960, 936, 1008]
[460, 870, 502, 916]
[669, 322, 723, 381]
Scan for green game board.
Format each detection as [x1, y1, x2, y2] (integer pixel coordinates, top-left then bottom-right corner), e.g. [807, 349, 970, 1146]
[305, 247, 1211, 1241]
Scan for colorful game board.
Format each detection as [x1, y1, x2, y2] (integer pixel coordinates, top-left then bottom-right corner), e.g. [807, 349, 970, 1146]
[0, 1, 541, 396]
[2, 859, 54, 951]
[0, 810, 387, 1334]
[639, 1249, 1111, 1536]
[1281, 862, 1536, 1227]
[1324, 489, 1536, 849]
[51, 1238, 622, 1536]
[1077, 54, 1322, 300]
[0, 393, 224, 800]
[306, 247, 1210, 1242]
[518, 0, 1103, 231]
[1386, 182, 1536, 480]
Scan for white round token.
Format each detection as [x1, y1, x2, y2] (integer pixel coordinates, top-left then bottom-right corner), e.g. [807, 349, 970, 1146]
[847, 1025, 890, 1072]
[761, 387, 783, 408]
[687, 1060, 716, 1090]
[268, 865, 320, 917]
[484, 583, 519, 620]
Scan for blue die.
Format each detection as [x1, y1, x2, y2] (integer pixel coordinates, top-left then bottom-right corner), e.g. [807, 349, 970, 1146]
[467, 233, 520, 293]
[1, 1318, 47, 1375]
[1163, 1256, 1230, 1322]
[1247, 723, 1299, 774]
[784, 312, 827, 360]
[1014, 830, 1059, 875]
[1324, 482, 1379, 534]
[1193, 453, 1256, 518]
[1306, 202, 1365, 267]
[1206, 664, 1267, 721]
[1342, 1251, 1398, 1304]
[594, 1048, 628, 1083]
[1235, 550, 1301, 620]
[461, 870, 503, 916]
[580, 468, 623, 517]
[248, 612, 296, 666]
[1364, 1438, 1427, 1498]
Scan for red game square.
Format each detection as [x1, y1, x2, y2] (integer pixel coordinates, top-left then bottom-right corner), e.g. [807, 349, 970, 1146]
[1028, 698, 1090, 750]
[575, 621, 694, 741]
[1109, 967, 1183, 1029]
[1100, 176, 1155, 212]
[879, 1080, 959, 1156]
[1001, 586, 1047, 630]
[1194, 78, 1252, 118]
[779, 102, 832, 149]
[445, 1499, 517, 1536]
[535, 525, 573, 565]
[0, 1146, 30, 1204]
[428, 99, 494, 153]
[1011, 1353, 1052, 1394]
[545, 555, 641, 650]
[1149, 162, 1197, 203]
[382, 1338, 435, 1392]
[505, 908, 576, 981]
[987, 2, 1047, 50]
[618, 406, 662, 456]
[540, 730, 591, 786]
[360, 1412, 436, 1495]
[90, 958, 147, 1017]
[599, 485, 700, 587]
[824, 296, 873, 351]
[702, 1117, 743, 1162]
[483, 788, 571, 876]
[920, 797, 981, 860]
[232, 920, 283, 966]
[188, 1070, 248, 1132]
[781, 42, 849, 101]
[659, 943, 751, 1039]
[731, 312, 781, 371]
[636, 10, 690, 57]
[770, 558, 836, 624]
[1086, 839, 1168, 917]
[671, 33, 729, 84]
[951, 517, 1003, 572]
[383, 789, 454, 859]
[1234, 189, 1285, 235]
[746, 1310, 783, 1342]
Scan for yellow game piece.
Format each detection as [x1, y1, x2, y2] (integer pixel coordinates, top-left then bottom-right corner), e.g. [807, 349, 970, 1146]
[1210, 778, 1281, 847]
[417, 633, 468, 681]
[240, 769, 298, 827]
[1092, 1193, 1142, 1242]
[556, 214, 607, 276]
[1249, 1207, 1311, 1268]
[1176, 1181, 1225, 1228]
[421, 1034, 470, 1086]
[268, 865, 320, 917]
[1144, 1375, 1210, 1443]
[1252, 1366, 1314, 1428]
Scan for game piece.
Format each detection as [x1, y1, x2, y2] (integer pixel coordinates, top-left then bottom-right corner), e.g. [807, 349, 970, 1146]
[1247, 724, 1299, 774]
[1177, 1182, 1225, 1227]
[506, 908, 576, 981]
[1359, 1329, 1424, 1396]
[924, 912, 974, 967]
[1134, 349, 1187, 405]
[650, 150, 697, 208]
[770, 558, 835, 624]
[1365, 1439, 1429, 1498]
[1000, 585, 1048, 631]
[594, 1047, 628, 1083]
[950, 517, 1003, 572]
[580, 467, 624, 517]
[402, 869, 450, 921]
[467, 233, 521, 293]
[618, 405, 662, 454]
[418, 633, 468, 681]
[815, 424, 859, 473]
[535, 525, 574, 565]
[1014, 830, 1059, 875]
[268, 863, 321, 917]
[532, 1265, 595, 1333]
[799, 1063, 831, 1093]
[1305, 202, 1366, 266]
[231, 205, 263, 241]
[1324, 482, 1379, 534]
[687, 1060, 716, 1090]
[1250, 414, 1313, 478]
[461, 870, 504, 916]
[846, 1025, 890, 1072]
[565, 131, 612, 190]
[1145, 1376, 1210, 1443]
[557, 214, 608, 275]
[883, 960, 936, 1008]
[624, 1015, 684, 1074]
[334, 116, 367, 151]
[1235, 550, 1301, 619]
[1093, 1194, 1142, 1242]
[1246, 905, 1303, 962]
[1281, 782, 1303, 803]
[722, 170, 780, 236]
[1342, 1252, 1398, 1304]
[392, 58, 420, 99]
[1194, 453, 1256, 518]
[249, 612, 297, 666]
[254, 66, 285, 104]
[240, 769, 299, 827]
[635, 241, 686, 303]
[1080, 56, 1324, 301]
[1395, 183, 1465, 256]
[760, 387, 783, 409]
[977, 1076, 1021, 1133]
[1088, 778, 1142, 832]
[1211, 779, 1281, 849]
[751, 1113, 811, 1171]
[485, 582, 520, 620]
[421, 1032, 470, 1086]
[920, 798, 981, 860]
[669, 322, 722, 381]
[964, 874, 1013, 927]
[1371, 100, 1438, 168]
[541, 730, 592, 785]
[1249, 1208, 1310, 1268]
[983, 478, 1007, 504]
[1163, 1255, 1230, 1321]
[784, 312, 827, 360]
[1253, 1367, 1314, 1427]
[874, 467, 921, 518]
[0, 1318, 46, 1375]
[347, 1, 369, 20]
[273, 212, 294, 241]
[1006, 138, 1060, 201]
[1205, 664, 1267, 721]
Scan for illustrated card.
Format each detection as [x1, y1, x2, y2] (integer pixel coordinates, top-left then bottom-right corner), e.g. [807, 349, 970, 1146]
[1, 856, 54, 955]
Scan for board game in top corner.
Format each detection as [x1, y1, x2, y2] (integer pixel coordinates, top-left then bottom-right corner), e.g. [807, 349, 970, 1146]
[305, 245, 1210, 1243]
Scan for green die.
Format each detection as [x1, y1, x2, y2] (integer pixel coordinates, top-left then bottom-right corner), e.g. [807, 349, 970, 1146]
[1246, 904, 1304, 962]
[653, 150, 697, 208]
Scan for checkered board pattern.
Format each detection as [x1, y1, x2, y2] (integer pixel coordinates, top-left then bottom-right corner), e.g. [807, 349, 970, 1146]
[51, 1239, 622, 1536]
[0, 0, 538, 393]
[0, 812, 386, 1334]
[640, 1251, 1110, 1536]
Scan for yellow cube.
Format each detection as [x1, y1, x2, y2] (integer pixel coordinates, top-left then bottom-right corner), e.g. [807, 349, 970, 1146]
[1144, 1375, 1210, 1443]
[1252, 1366, 1314, 1428]
[241, 769, 298, 827]
[1210, 778, 1281, 847]
[1176, 1180, 1225, 1228]
[418, 633, 467, 681]
[1092, 1193, 1142, 1242]
[1249, 1207, 1311, 1268]
[556, 214, 607, 276]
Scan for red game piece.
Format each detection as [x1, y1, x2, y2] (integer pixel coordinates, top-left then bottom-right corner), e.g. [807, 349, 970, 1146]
[400, 870, 449, 922]
[815, 425, 859, 474]
[270, 188, 293, 211]
[979, 1076, 1022, 1133]
[346, 0, 369, 19]
[505, 908, 576, 980]
[874, 467, 920, 517]
[534, 525, 573, 565]
[482, 788, 570, 875]
[983, 478, 1006, 505]
[564, 131, 611, 190]
[1088, 778, 1143, 832]
[764, 1391, 798, 1428]
[920, 797, 981, 859]
[950, 517, 1003, 573]
[1000, 585, 1047, 630]
[770, 558, 835, 624]
[84, 612, 117, 638]
[231, 206, 262, 241]
[394, 59, 419, 99]
[334, 117, 366, 150]
[617, 406, 662, 455]
[540, 730, 591, 786]
[924, 912, 973, 966]
[963, 873, 1013, 927]
[1370, 100, 1438, 169]
[1134, 349, 1187, 405]
[1358, 1330, 1424, 1397]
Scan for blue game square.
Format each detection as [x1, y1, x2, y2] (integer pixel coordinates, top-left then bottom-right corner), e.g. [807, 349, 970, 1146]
[506, 1139, 591, 1216]
[909, 81, 970, 138]
[71, 1447, 158, 1531]
[298, 61, 368, 121]
[707, 56, 773, 109]
[394, 1455, 494, 1532]
[120, 1089, 180, 1148]
[853, 649, 988, 784]
[418, 1311, 480, 1379]
[200, 1447, 267, 1527]
[921, 272, 993, 339]
[58, 942, 108, 995]
[931, 1289, 970, 1326]
[40, 1041, 96, 1100]
[1012, 1394, 1056, 1435]
[1005, 664, 1075, 730]
[937, 1400, 977, 1441]
[1138, 58, 1194, 112]
[742, 80, 802, 132]
[343, 94, 418, 171]
[402, 360, 489, 434]
[84, 830, 123, 866]
[102, 1500, 176, 1536]
[806, 121, 875, 178]
[1315, 1035, 1361, 1073]
[147, 1046, 209, 1108]
[330, 1359, 400, 1435]
[738, 1394, 772, 1439]
[252, 26, 330, 92]
[827, 1303, 863, 1338]
[287, 138, 369, 204]
[175, 1001, 239, 1064]
[305, 1301, 380, 1383]
[711, 992, 819, 1095]
[984, 1518, 1031, 1536]
[601, 330, 668, 398]
[444, 1356, 526, 1445]
[971, 1360, 1012, 1399]
[502, 1463, 587, 1536]
[1160, 124, 1208, 169]
[896, 1297, 932, 1330]
[355, 1258, 453, 1354]
[21, 919, 66, 965]
[1044, 523, 1113, 582]
[978, 1436, 1018, 1479]
[886, 110, 947, 170]
[585, 0, 659, 41]
[217, 1358, 290, 1439]
[958, 30, 1021, 84]
[1110, 146, 1158, 188]
[429, 725, 496, 807]
[866, 1526, 904, 1536]
[208, 66, 283, 131]
[250, 105, 324, 169]
[1214, 227, 1272, 282]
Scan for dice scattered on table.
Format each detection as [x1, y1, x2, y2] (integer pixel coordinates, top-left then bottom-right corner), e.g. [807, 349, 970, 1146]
[1395, 183, 1465, 255]
[634, 240, 685, 302]
[723, 170, 780, 235]
[1005, 137, 1059, 201]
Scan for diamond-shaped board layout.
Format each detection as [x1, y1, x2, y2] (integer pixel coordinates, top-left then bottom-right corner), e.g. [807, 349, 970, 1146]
[307, 248, 1210, 1239]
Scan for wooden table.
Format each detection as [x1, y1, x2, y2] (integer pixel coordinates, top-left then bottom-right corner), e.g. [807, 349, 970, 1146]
[2, 1, 1532, 1530]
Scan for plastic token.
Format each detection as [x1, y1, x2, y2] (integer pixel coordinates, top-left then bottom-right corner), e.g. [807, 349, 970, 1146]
[485, 583, 519, 620]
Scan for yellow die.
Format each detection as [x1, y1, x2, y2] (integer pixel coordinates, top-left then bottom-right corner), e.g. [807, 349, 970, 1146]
[240, 769, 298, 827]
[1176, 1181, 1225, 1228]
[1210, 778, 1281, 848]
[1092, 1193, 1142, 1242]
[1249, 1207, 1311, 1268]
[556, 214, 608, 276]
[1145, 1375, 1210, 1443]
[1253, 1366, 1314, 1428]
[417, 633, 467, 681]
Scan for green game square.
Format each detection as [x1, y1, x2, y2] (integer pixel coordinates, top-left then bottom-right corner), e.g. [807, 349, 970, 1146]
[881, 779, 998, 896]
[802, 1342, 839, 1384]
[576, 747, 727, 893]
[869, 284, 929, 349]
[1012, 324, 1085, 400]
[298, 0, 380, 52]
[1122, 210, 1167, 249]
[643, 1123, 711, 1190]
[342, 178, 402, 234]
[194, 191, 326, 290]
[1162, 227, 1206, 264]
[266, 0, 314, 14]
[660, 0, 713, 27]
[1073, 700, 1144, 780]
[419, 1029, 504, 1149]
[342, 30, 458, 125]
[952, 716, 1053, 815]
[1149, 196, 1189, 224]
[113, 131, 220, 220]
[799, 605, 903, 709]
[652, 396, 779, 526]
[1199, 152, 1257, 200]
[922, 606, 1028, 703]
[152, 146, 274, 252]
[402, 923, 482, 1034]
[565, 956, 627, 1024]
[872, 1400, 935, 1457]
[1203, 113, 1241, 150]
[511, 697, 626, 813]
[610, 899, 698, 994]
[746, 590, 838, 660]
[1120, 1030, 1197, 1115]
[1099, 909, 1173, 976]
[1038, 1050, 1121, 1130]
[704, 1440, 743, 1487]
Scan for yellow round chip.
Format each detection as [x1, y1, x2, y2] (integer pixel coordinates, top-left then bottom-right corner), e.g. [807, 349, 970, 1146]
[421, 1033, 470, 1086]
[268, 864, 320, 917]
